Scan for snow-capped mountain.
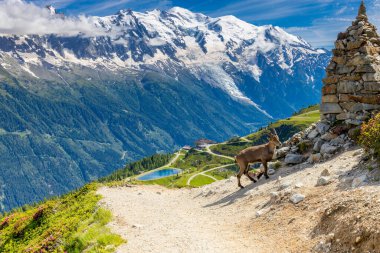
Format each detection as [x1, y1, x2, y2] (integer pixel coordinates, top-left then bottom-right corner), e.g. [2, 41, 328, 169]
[0, 7, 329, 117]
[0, 7, 330, 211]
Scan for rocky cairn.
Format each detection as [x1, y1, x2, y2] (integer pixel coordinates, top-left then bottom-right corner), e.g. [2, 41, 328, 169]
[321, 1, 380, 125]
[257, 2, 376, 169]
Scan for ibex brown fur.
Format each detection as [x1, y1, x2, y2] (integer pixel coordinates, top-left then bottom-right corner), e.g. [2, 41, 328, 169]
[235, 129, 282, 188]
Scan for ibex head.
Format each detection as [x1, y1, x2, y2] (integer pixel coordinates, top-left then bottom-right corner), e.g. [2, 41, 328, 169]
[269, 128, 282, 147]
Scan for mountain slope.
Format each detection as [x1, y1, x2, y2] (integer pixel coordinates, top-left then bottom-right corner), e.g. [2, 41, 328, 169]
[0, 6, 330, 211]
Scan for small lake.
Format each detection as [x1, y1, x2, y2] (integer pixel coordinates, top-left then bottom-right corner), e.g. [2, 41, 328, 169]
[138, 168, 182, 181]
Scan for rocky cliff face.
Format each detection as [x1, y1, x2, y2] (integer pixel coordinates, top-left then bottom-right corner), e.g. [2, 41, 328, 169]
[0, 7, 330, 211]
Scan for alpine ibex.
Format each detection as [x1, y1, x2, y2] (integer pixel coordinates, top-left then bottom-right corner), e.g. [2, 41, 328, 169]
[235, 129, 282, 188]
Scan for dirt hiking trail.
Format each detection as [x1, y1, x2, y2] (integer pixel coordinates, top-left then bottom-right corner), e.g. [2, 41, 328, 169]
[98, 148, 380, 253]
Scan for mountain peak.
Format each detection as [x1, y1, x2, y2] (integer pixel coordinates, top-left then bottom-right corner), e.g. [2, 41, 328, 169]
[46, 5, 56, 15]
[168, 6, 194, 15]
[116, 8, 134, 16]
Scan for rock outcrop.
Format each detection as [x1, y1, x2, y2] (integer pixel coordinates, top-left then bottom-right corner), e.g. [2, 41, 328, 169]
[321, 0, 380, 125]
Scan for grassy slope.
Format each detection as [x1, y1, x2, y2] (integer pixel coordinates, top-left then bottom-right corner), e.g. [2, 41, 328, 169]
[190, 175, 215, 187]
[0, 184, 123, 253]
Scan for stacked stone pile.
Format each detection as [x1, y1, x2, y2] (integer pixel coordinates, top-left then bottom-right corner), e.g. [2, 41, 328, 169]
[321, 1, 380, 125]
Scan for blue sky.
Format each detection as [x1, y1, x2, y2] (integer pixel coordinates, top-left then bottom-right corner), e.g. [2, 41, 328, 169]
[27, 0, 380, 48]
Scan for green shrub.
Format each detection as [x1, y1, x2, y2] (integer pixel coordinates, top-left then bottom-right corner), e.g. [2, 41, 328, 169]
[227, 136, 241, 144]
[359, 113, 380, 159]
[297, 140, 312, 154]
[272, 161, 282, 170]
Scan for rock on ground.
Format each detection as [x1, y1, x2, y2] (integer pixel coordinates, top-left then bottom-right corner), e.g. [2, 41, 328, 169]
[285, 154, 304, 164]
[290, 193, 305, 204]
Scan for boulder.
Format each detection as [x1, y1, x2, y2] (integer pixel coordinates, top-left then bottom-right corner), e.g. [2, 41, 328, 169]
[322, 95, 339, 103]
[347, 40, 365, 50]
[330, 136, 345, 146]
[268, 169, 276, 175]
[278, 181, 292, 191]
[343, 142, 353, 150]
[323, 76, 339, 85]
[320, 143, 339, 155]
[337, 65, 355, 74]
[317, 176, 331, 186]
[363, 81, 380, 92]
[256, 208, 270, 218]
[345, 119, 363, 126]
[320, 103, 343, 114]
[347, 94, 380, 105]
[313, 139, 325, 152]
[350, 103, 380, 112]
[284, 154, 304, 164]
[355, 64, 377, 73]
[321, 133, 338, 141]
[290, 146, 299, 153]
[270, 191, 281, 202]
[363, 72, 380, 82]
[308, 153, 322, 164]
[320, 169, 331, 177]
[322, 84, 337, 95]
[316, 122, 330, 135]
[330, 124, 350, 135]
[275, 147, 290, 159]
[307, 129, 319, 139]
[336, 113, 350, 120]
[337, 81, 360, 93]
[290, 193, 305, 204]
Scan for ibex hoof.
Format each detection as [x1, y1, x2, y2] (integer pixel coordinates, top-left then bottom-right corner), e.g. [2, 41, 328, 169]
[239, 185, 245, 189]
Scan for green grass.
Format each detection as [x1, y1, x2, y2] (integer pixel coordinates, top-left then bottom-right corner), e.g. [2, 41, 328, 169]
[190, 175, 215, 187]
[293, 104, 320, 115]
[172, 150, 232, 171]
[0, 183, 124, 253]
[205, 165, 239, 180]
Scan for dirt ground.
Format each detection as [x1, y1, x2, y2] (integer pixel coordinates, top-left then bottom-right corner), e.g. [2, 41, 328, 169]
[98, 148, 380, 253]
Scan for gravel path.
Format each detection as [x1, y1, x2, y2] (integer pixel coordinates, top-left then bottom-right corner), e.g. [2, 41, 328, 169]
[98, 185, 259, 253]
[99, 148, 379, 253]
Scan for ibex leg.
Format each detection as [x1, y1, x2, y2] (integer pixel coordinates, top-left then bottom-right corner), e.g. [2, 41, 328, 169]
[262, 160, 269, 179]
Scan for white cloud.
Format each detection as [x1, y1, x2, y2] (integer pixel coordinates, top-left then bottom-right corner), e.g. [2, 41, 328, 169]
[0, 0, 103, 36]
[286, 1, 380, 49]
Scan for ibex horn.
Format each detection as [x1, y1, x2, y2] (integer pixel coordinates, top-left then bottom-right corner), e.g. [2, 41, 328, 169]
[270, 128, 278, 135]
